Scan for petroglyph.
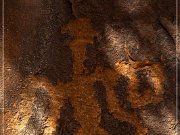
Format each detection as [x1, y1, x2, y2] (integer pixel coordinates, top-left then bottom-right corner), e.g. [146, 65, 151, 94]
[115, 45, 165, 108]
[59, 18, 165, 135]
[5, 18, 166, 135]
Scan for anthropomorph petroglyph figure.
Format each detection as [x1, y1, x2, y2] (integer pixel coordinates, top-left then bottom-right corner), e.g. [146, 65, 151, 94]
[11, 18, 165, 135]
[57, 18, 150, 135]
[60, 18, 165, 135]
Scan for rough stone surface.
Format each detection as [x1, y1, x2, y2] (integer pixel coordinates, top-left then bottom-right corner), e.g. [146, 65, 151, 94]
[1, 0, 179, 135]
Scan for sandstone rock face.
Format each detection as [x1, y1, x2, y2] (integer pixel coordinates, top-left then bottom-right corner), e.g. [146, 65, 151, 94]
[1, 0, 179, 135]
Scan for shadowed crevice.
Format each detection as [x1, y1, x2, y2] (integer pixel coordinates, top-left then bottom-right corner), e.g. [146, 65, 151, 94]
[55, 100, 80, 135]
[93, 80, 136, 135]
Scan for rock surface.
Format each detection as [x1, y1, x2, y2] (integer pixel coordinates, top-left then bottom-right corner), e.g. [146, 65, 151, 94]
[1, 0, 179, 135]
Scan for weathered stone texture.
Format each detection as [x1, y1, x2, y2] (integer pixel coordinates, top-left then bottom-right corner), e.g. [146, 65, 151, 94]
[2, 0, 178, 135]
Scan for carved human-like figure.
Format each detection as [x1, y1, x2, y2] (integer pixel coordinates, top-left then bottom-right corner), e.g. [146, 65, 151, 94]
[60, 18, 165, 135]
[7, 18, 165, 135]
[58, 18, 149, 135]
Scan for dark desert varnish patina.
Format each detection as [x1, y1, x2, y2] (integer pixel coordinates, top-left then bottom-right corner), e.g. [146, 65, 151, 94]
[2, 0, 178, 135]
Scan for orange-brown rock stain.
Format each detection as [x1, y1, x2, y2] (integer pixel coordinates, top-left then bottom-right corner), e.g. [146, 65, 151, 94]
[26, 76, 65, 134]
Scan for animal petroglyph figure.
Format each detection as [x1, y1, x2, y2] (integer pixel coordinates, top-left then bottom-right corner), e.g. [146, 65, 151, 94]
[115, 46, 165, 108]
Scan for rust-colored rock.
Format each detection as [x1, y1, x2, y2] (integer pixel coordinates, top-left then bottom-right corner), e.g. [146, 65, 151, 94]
[1, 0, 178, 135]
